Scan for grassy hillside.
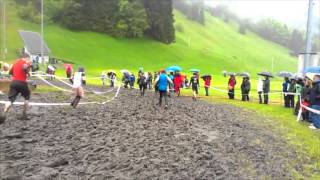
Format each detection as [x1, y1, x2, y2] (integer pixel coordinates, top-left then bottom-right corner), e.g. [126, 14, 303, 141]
[1, 3, 297, 76]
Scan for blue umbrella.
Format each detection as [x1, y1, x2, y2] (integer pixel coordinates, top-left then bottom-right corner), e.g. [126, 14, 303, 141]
[190, 68, 200, 73]
[166, 65, 182, 72]
[305, 66, 320, 74]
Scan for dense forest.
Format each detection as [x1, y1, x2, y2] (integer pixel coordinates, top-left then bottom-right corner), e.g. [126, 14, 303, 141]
[14, 0, 175, 44]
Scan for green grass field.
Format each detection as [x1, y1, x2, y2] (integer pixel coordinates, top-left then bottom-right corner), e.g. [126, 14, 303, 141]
[2, 3, 297, 77]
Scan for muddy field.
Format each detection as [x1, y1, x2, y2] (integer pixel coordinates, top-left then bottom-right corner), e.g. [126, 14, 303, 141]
[0, 87, 305, 179]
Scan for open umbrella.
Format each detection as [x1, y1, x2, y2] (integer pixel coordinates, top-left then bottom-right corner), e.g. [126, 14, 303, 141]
[306, 73, 317, 80]
[223, 71, 236, 77]
[277, 71, 293, 78]
[107, 70, 116, 76]
[78, 67, 85, 72]
[48, 65, 55, 71]
[257, 72, 273, 78]
[190, 68, 200, 73]
[121, 69, 131, 74]
[201, 74, 212, 80]
[236, 72, 250, 77]
[305, 66, 320, 74]
[166, 65, 182, 72]
[290, 73, 303, 80]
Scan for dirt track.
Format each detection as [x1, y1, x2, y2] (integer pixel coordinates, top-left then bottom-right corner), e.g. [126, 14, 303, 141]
[0, 88, 304, 179]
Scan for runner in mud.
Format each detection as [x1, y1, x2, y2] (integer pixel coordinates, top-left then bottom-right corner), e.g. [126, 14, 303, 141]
[0, 54, 31, 124]
[185, 75, 189, 87]
[147, 72, 153, 90]
[154, 71, 159, 93]
[70, 68, 86, 108]
[137, 73, 147, 96]
[173, 72, 182, 97]
[130, 73, 135, 89]
[155, 70, 173, 109]
[189, 73, 200, 101]
[101, 71, 107, 86]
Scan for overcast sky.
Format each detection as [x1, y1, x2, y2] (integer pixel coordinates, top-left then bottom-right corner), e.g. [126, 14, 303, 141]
[205, 0, 320, 30]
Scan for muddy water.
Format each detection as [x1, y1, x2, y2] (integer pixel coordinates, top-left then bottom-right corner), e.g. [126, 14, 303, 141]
[0, 89, 302, 179]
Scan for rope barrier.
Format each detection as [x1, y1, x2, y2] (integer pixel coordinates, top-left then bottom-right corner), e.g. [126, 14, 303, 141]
[0, 73, 122, 107]
[37, 75, 73, 93]
[55, 78, 115, 95]
[31, 72, 117, 95]
[208, 86, 300, 96]
[7, 72, 320, 123]
[0, 82, 121, 107]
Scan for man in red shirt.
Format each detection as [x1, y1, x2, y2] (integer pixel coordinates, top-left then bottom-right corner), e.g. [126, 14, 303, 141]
[0, 54, 31, 124]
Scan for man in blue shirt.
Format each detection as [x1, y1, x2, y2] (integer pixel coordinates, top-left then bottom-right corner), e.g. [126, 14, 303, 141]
[155, 70, 173, 109]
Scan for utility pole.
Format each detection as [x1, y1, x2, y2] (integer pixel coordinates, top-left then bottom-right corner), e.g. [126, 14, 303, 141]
[304, 0, 315, 69]
[41, 0, 44, 63]
[2, 0, 6, 62]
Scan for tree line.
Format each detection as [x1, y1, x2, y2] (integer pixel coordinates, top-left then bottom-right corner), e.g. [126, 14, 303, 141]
[208, 5, 319, 56]
[14, 0, 175, 44]
[173, 0, 205, 25]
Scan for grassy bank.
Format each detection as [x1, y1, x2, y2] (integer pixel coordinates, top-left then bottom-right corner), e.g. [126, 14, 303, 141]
[2, 3, 297, 77]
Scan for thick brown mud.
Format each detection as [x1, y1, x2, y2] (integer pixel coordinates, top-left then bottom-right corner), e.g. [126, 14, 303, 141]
[0, 88, 304, 179]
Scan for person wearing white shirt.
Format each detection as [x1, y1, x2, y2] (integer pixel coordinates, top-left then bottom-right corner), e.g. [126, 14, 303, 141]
[71, 70, 85, 108]
[257, 78, 263, 104]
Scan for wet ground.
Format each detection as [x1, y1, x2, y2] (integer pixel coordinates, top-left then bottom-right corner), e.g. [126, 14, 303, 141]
[0, 87, 305, 179]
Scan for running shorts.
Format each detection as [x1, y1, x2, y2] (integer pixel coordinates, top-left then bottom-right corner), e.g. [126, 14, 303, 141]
[192, 86, 198, 94]
[8, 80, 30, 103]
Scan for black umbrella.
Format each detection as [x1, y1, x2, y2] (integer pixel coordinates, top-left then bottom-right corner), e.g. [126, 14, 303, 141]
[257, 72, 273, 78]
[236, 72, 250, 77]
[277, 71, 293, 78]
[201, 74, 212, 80]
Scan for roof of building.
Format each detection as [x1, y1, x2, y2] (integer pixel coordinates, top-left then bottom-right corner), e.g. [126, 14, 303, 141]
[18, 30, 51, 55]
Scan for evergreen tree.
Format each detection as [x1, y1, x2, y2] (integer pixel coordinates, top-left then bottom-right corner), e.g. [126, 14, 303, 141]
[288, 29, 304, 55]
[144, 0, 175, 44]
[173, 0, 205, 25]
